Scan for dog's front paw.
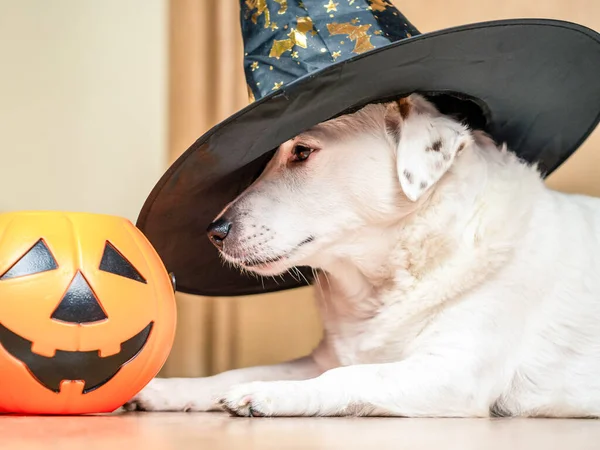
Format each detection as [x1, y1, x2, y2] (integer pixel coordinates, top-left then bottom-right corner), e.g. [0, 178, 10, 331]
[123, 378, 217, 412]
[218, 381, 313, 417]
[124, 378, 189, 412]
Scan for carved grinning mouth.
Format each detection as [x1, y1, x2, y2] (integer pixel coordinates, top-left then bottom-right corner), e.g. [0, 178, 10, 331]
[0, 322, 153, 394]
[241, 236, 315, 267]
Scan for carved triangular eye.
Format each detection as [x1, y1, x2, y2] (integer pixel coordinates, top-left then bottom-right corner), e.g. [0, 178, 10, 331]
[99, 241, 146, 283]
[1, 239, 58, 280]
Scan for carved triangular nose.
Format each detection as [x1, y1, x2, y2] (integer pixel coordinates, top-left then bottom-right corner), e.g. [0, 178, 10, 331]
[51, 271, 107, 324]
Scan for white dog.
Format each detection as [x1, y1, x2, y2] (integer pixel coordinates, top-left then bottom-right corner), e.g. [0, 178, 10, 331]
[127, 94, 600, 418]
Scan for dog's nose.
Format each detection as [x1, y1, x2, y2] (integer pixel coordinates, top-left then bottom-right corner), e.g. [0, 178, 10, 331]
[207, 217, 232, 248]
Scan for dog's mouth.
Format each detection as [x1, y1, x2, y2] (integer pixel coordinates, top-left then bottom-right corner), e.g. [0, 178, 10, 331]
[239, 236, 315, 269]
[0, 322, 153, 394]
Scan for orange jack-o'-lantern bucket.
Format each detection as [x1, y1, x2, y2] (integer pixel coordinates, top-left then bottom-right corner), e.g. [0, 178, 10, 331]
[0, 211, 177, 414]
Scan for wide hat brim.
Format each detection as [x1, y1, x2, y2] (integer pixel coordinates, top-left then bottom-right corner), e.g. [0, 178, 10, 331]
[137, 19, 600, 297]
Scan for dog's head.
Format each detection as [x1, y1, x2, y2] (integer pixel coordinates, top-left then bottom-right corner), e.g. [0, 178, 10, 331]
[207, 94, 473, 276]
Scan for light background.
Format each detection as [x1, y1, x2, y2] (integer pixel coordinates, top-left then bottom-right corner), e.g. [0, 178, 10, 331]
[0, 0, 168, 222]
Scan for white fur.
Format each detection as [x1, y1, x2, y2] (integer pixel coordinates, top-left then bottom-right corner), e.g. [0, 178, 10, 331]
[126, 94, 600, 418]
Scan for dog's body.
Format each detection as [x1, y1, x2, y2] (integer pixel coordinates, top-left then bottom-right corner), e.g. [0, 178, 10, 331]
[129, 94, 600, 417]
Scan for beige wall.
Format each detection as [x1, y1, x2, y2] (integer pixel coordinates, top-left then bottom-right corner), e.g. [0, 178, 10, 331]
[0, 0, 168, 223]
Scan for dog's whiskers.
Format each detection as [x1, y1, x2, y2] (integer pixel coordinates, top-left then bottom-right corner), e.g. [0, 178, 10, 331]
[294, 267, 311, 286]
[287, 269, 299, 283]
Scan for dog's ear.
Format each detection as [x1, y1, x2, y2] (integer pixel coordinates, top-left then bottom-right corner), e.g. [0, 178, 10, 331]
[386, 95, 473, 202]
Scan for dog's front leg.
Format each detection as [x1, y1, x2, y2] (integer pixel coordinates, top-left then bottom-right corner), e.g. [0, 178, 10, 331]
[220, 356, 487, 417]
[125, 356, 323, 412]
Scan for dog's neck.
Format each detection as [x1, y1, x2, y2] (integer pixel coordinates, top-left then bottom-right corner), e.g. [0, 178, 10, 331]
[314, 133, 545, 320]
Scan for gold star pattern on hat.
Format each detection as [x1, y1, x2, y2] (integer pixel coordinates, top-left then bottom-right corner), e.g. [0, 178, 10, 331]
[246, 0, 271, 28]
[324, 0, 338, 13]
[369, 0, 390, 12]
[274, 0, 288, 14]
[269, 16, 315, 59]
[328, 22, 374, 53]
[270, 39, 295, 59]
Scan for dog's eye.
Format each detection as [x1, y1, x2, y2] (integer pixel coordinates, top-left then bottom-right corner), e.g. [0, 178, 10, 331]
[292, 144, 314, 162]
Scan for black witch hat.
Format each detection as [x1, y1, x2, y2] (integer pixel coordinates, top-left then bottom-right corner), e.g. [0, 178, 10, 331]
[137, 0, 600, 296]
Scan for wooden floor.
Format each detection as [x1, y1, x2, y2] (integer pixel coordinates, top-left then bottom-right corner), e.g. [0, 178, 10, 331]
[2, 412, 600, 449]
